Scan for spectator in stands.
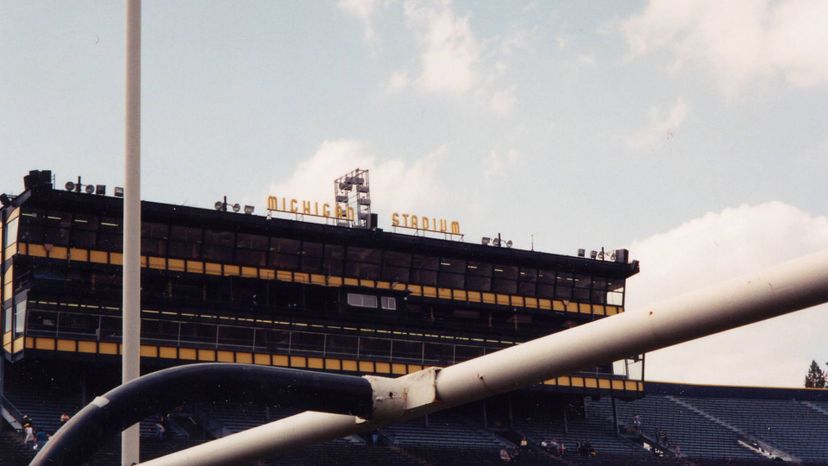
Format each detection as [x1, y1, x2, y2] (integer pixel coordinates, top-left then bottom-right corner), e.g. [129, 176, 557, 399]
[541, 438, 565, 456]
[499, 447, 511, 463]
[154, 420, 166, 441]
[578, 440, 596, 457]
[658, 429, 669, 447]
[33, 428, 49, 451]
[59, 412, 70, 429]
[519, 435, 529, 449]
[23, 423, 35, 447]
[632, 413, 642, 432]
[22, 414, 32, 427]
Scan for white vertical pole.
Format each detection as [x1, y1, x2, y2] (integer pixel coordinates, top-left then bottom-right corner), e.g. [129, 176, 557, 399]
[123, 0, 141, 464]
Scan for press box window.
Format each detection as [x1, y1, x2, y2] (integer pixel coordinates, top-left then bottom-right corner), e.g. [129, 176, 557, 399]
[347, 293, 378, 309]
[380, 296, 397, 310]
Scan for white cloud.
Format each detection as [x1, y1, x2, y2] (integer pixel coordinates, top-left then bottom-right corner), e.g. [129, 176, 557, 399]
[621, 0, 828, 96]
[489, 87, 516, 115]
[404, 0, 481, 94]
[484, 148, 521, 178]
[268, 139, 446, 218]
[625, 202, 828, 387]
[627, 97, 689, 151]
[337, 0, 382, 41]
[385, 70, 410, 93]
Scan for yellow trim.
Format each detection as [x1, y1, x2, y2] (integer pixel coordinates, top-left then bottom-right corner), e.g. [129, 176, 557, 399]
[557, 376, 570, 387]
[496, 294, 509, 306]
[376, 281, 391, 289]
[159, 346, 177, 359]
[277, 270, 293, 282]
[223, 264, 240, 277]
[236, 352, 253, 363]
[57, 339, 76, 352]
[359, 279, 375, 288]
[453, 290, 467, 301]
[25, 336, 34, 349]
[205, 262, 222, 275]
[242, 266, 258, 278]
[422, 286, 437, 298]
[217, 350, 235, 362]
[611, 380, 624, 390]
[148, 256, 165, 270]
[168, 258, 185, 272]
[539, 299, 552, 310]
[289, 355, 306, 368]
[179, 347, 197, 360]
[260, 269, 275, 280]
[325, 358, 342, 370]
[342, 359, 358, 371]
[311, 274, 327, 285]
[392, 363, 407, 375]
[110, 252, 123, 265]
[78, 341, 97, 354]
[273, 354, 289, 366]
[344, 277, 359, 286]
[598, 379, 611, 389]
[198, 349, 216, 361]
[187, 260, 204, 274]
[308, 357, 324, 369]
[141, 345, 159, 357]
[328, 276, 343, 286]
[35, 337, 56, 351]
[552, 300, 565, 312]
[375, 362, 391, 374]
[99, 342, 118, 355]
[625, 380, 638, 391]
[438, 288, 452, 300]
[3, 332, 12, 347]
[254, 353, 271, 365]
[50, 246, 67, 259]
[294, 273, 310, 284]
[28, 244, 47, 257]
[359, 361, 374, 373]
[468, 291, 481, 303]
[585, 378, 598, 389]
[70, 248, 89, 262]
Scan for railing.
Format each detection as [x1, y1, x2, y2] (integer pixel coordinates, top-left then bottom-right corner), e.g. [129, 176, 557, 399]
[0, 393, 24, 431]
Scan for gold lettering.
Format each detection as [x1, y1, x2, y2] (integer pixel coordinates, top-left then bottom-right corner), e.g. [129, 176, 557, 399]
[347, 207, 355, 221]
[302, 200, 311, 215]
[323, 203, 331, 217]
[422, 217, 429, 230]
[267, 196, 277, 211]
[402, 213, 409, 227]
[313, 201, 319, 216]
[290, 199, 298, 213]
[411, 215, 418, 229]
[451, 221, 461, 235]
[439, 219, 447, 233]
[335, 205, 344, 218]
[392, 213, 400, 226]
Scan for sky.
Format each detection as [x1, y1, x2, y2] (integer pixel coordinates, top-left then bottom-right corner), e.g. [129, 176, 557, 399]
[1, 0, 827, 388]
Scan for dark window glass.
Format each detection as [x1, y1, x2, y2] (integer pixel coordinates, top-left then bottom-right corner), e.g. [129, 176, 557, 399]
[493, 265, 518, 280]
[261, 329, 291, 352]
[423, 342, 454, 365]
[217, 325, 254, 347]
[204, 229, 234, 262]
[518, 281, 536, 296]
[290, 331, 324, 354]
[326, 334, 358, 357]
[455, 345, 484, 362]
[392, 340, 422, 363]
[556, 272, 573, 299]
[412, 255, 438, 270]
[382, 265, 409, 282]
[98, 217, 122, 251]
[204, 229, 234, 247]
[237, 249, 266, 267]
[466, 262, 492, 291]
[324, 244, 344, 275]
[141, 222, 167, 256]
[410, 269, 437, 286]
[492, 278, 517, 294]
[270, 238, 300, 269]
[43, 225, 69, 246]
[348, 246, 381, 264]
[438, 272, 464, 288]
[346, 262, 379, 279]
[439, 258, 465, 273]
[237, 233, 267, 250]
[359, 337, 391, 360]
[302, 241, 324, 257]
[179, 323, 216, 343]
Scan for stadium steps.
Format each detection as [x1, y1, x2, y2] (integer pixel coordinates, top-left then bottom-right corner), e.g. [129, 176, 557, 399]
[0, 430, 36, 466]
[664, 395, 741, 433]
[586, 396, 761, 461]
[682, 397, 828, 463]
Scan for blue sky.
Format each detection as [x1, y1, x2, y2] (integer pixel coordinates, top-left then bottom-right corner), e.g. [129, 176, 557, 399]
[2, 0, 828, 387]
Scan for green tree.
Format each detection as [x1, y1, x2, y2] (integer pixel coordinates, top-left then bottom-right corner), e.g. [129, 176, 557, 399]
[804, 360, 826, 388]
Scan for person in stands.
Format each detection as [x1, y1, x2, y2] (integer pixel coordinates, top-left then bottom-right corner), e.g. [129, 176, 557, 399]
[59, 412, 70, 428]
[23, 423, 35, 447]
[34, 428, 49, 451]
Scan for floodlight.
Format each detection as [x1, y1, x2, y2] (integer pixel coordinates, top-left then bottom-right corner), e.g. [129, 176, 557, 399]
[506, 240, 513, 248]
[114, 187, 125, 197]
[492, 237, 501, 247]
[214, 201, 223, 211]
[65, 181, 76, 192]
[84, 184, 95, 194]
[243, 205, 255, 215]
[577, 248, 585, 257]
[590, 250, 597, 259]
[481, 237, 491, 245]
[96, 185, 106, 195]
[232, 203, 241, 213]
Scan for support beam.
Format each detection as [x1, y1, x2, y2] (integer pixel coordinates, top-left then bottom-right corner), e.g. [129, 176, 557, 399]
[139, 249, 828, 466]
[123, 1, 142, 465]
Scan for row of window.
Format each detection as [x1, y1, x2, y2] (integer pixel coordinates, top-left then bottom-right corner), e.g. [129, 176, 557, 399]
[11, 210, 626, 304]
